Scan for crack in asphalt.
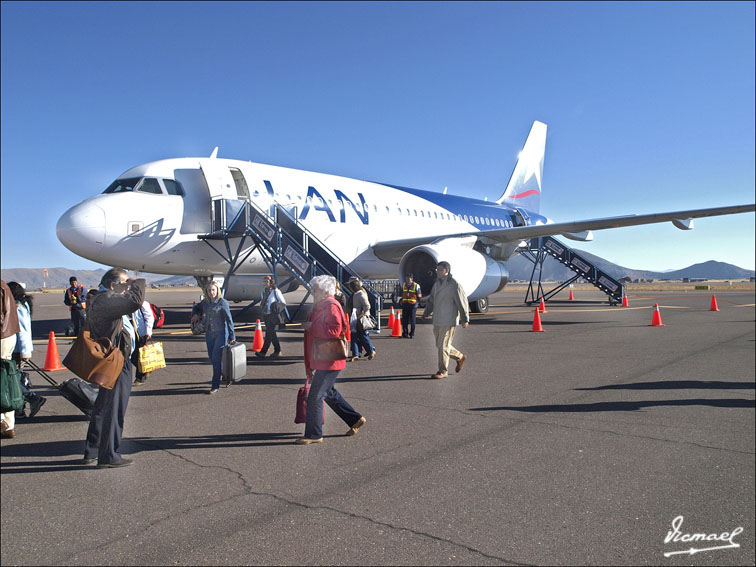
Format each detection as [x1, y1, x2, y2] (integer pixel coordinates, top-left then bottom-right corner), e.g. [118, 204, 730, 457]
[77, 437, 532, 566]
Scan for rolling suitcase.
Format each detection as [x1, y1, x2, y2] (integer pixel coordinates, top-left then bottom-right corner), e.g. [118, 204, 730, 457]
[26, 360, 97, 418]
[222, 342, 247, 385]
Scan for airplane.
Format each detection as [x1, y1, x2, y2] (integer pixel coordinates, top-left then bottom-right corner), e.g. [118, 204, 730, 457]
[56, 121, 755, 312]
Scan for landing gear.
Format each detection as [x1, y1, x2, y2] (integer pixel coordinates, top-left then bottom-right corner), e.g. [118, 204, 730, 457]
[470, 296, 489, 313]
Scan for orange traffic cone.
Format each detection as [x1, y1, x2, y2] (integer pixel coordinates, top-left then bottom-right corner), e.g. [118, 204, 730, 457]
[44, 331, 66, 371]
[710, 294, 720, 312]
[531, 308, 545, 332]
[391, 312, 402, 337]
[622, 291, 629, 307]
[252, 319, 264, 351]
[538, 297, 548, 313]
[650, 303, 665, 327]
[388, 306, 395, 330]
[568, 288, 574, 301]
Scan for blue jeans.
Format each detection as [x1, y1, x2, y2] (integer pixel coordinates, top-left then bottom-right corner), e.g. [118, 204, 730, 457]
[350, 329, 375, 357]
[205, 331, 228, 390]
[304, 369, 362, 440]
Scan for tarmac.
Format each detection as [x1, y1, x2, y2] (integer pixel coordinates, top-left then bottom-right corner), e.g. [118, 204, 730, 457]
[1, 286, 754, 566]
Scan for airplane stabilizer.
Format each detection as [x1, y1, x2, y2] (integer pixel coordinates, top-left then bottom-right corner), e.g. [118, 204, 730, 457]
[497, 120, 547, 214]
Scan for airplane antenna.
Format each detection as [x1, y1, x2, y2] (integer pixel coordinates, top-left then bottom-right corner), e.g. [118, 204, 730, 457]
[209, 147, 219, 159]
[443, 186, 448, 195]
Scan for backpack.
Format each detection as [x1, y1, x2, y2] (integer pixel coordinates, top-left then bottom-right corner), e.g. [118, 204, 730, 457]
[150, 303, 165, 328]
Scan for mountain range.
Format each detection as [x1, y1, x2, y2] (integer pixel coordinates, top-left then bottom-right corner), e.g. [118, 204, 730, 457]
[2, 255, 753, 290]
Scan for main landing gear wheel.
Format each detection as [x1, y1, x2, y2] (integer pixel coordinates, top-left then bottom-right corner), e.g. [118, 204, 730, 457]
[470, 297, 489, 313]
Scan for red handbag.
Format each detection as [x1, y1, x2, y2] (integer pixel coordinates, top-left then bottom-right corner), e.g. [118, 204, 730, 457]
[295, 377, 324, 424]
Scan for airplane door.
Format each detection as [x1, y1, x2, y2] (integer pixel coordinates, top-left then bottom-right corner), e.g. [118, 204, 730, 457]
[201, 161, 235, 199]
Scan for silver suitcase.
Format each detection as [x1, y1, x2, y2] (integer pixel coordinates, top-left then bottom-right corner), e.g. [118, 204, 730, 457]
[222, 342, 247, 384]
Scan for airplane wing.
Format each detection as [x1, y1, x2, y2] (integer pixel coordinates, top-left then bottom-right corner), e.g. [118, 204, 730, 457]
[371, 204, 755, 263]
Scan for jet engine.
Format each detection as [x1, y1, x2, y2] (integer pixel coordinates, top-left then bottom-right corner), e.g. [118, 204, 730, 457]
[398, 239, 508, 313]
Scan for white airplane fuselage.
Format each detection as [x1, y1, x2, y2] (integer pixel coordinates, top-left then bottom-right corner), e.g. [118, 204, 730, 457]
[58, 157, 543, 294]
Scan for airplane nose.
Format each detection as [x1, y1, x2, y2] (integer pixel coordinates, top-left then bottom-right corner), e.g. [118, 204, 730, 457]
[56, 202, 106, 254]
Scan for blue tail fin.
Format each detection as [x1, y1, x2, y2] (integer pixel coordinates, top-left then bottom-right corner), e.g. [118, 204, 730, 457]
[496, 121, 547, 214]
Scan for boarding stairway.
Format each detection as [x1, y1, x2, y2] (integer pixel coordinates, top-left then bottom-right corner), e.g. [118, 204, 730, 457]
[521, 236, 625, 305]
[198, 198, 382, 327]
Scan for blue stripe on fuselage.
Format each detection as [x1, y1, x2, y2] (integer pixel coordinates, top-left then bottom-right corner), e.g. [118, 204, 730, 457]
[375, 182, 548, 229]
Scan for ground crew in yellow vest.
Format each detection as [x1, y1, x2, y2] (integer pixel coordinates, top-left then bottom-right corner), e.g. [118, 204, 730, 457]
[401, 274, 422, 338]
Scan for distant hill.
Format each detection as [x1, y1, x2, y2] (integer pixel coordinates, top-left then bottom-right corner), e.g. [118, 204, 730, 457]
[0, 267, 197, 290]
[2, 254, 753, 290]
[498, 254, 753, 282]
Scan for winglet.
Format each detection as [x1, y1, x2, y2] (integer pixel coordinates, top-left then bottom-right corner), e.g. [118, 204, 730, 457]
[209, 147, 219, 159]
[497, 121, 547, 214]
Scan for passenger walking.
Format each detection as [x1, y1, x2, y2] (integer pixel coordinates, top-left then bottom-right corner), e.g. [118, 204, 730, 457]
[256, 275, 285, 359]
[131, 300, 155, 386]
[191, 281, 236, 394]
[7, 282, 46, 417]
[1, 279, 21, 439]
[82, 269, 145, 467]
[347, 277, 376, 362]
[333, 281, 347, 312]
[400, 273, 422, 338]
[298, 275, 365, 444]
[422, 261, 470, 379]
[64, 276, 87, 336]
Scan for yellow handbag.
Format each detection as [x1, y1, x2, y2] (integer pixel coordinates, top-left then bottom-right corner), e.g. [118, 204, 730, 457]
[138, 339, 166, 373]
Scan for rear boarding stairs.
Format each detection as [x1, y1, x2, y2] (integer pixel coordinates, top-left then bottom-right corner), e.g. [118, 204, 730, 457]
[521, 236, 625, 305]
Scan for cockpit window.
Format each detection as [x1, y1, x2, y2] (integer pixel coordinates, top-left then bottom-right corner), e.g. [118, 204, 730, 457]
[137, 178, 163, 194]
[163, 179, 184, 196]
[103, 177, 141, 193]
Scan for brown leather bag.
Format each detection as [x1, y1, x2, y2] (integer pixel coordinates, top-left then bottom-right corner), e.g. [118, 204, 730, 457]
[63, 322, 124, 390]
[312, 334, 349, 361]
[311, 301, 349, 361]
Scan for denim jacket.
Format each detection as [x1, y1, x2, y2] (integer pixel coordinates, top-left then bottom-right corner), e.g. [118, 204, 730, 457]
[193, 298, 235, 340]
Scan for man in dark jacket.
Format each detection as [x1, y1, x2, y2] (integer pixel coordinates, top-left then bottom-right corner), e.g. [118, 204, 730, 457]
[64, 276, 88, 336]
[81, 269, 145, 468]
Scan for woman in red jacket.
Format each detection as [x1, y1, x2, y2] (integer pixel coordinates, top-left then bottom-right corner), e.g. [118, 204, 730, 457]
[298, 275, 366, 445]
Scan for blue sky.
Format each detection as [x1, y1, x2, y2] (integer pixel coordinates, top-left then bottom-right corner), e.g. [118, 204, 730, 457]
[1, 1, 754, 273]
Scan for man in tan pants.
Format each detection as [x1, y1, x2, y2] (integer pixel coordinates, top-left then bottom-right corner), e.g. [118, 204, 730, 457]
[422, 261, 470, 379]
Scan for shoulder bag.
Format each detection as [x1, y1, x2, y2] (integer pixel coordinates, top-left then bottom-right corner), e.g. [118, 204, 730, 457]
[312, 303, 349, 361]
[1, 359, 25, 412]
[62, 320, 124, 390]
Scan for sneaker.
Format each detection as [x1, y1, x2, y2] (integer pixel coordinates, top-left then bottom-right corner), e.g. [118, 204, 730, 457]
[346, 416, 366, 436]
[1, 421, 15, 439]
[97, 458, 133, 469]
[209, 388, 219, 395]
[367, 351, 376, 360]
[28, 396, 47, 418]
[295, 437, 323, 445]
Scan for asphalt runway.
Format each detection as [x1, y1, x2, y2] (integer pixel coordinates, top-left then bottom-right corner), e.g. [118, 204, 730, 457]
[1, 287, 754, 566]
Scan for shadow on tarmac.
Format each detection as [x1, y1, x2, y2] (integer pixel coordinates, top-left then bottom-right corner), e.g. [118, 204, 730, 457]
[576, 380, 755, 391]
[469, 398, 756, 413]
[0, 432, 310, 474]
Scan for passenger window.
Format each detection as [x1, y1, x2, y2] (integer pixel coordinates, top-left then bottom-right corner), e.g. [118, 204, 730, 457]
[138, 178, 163, 194]
[163, 179, 184, 196]
[229, 168, 250, 199]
